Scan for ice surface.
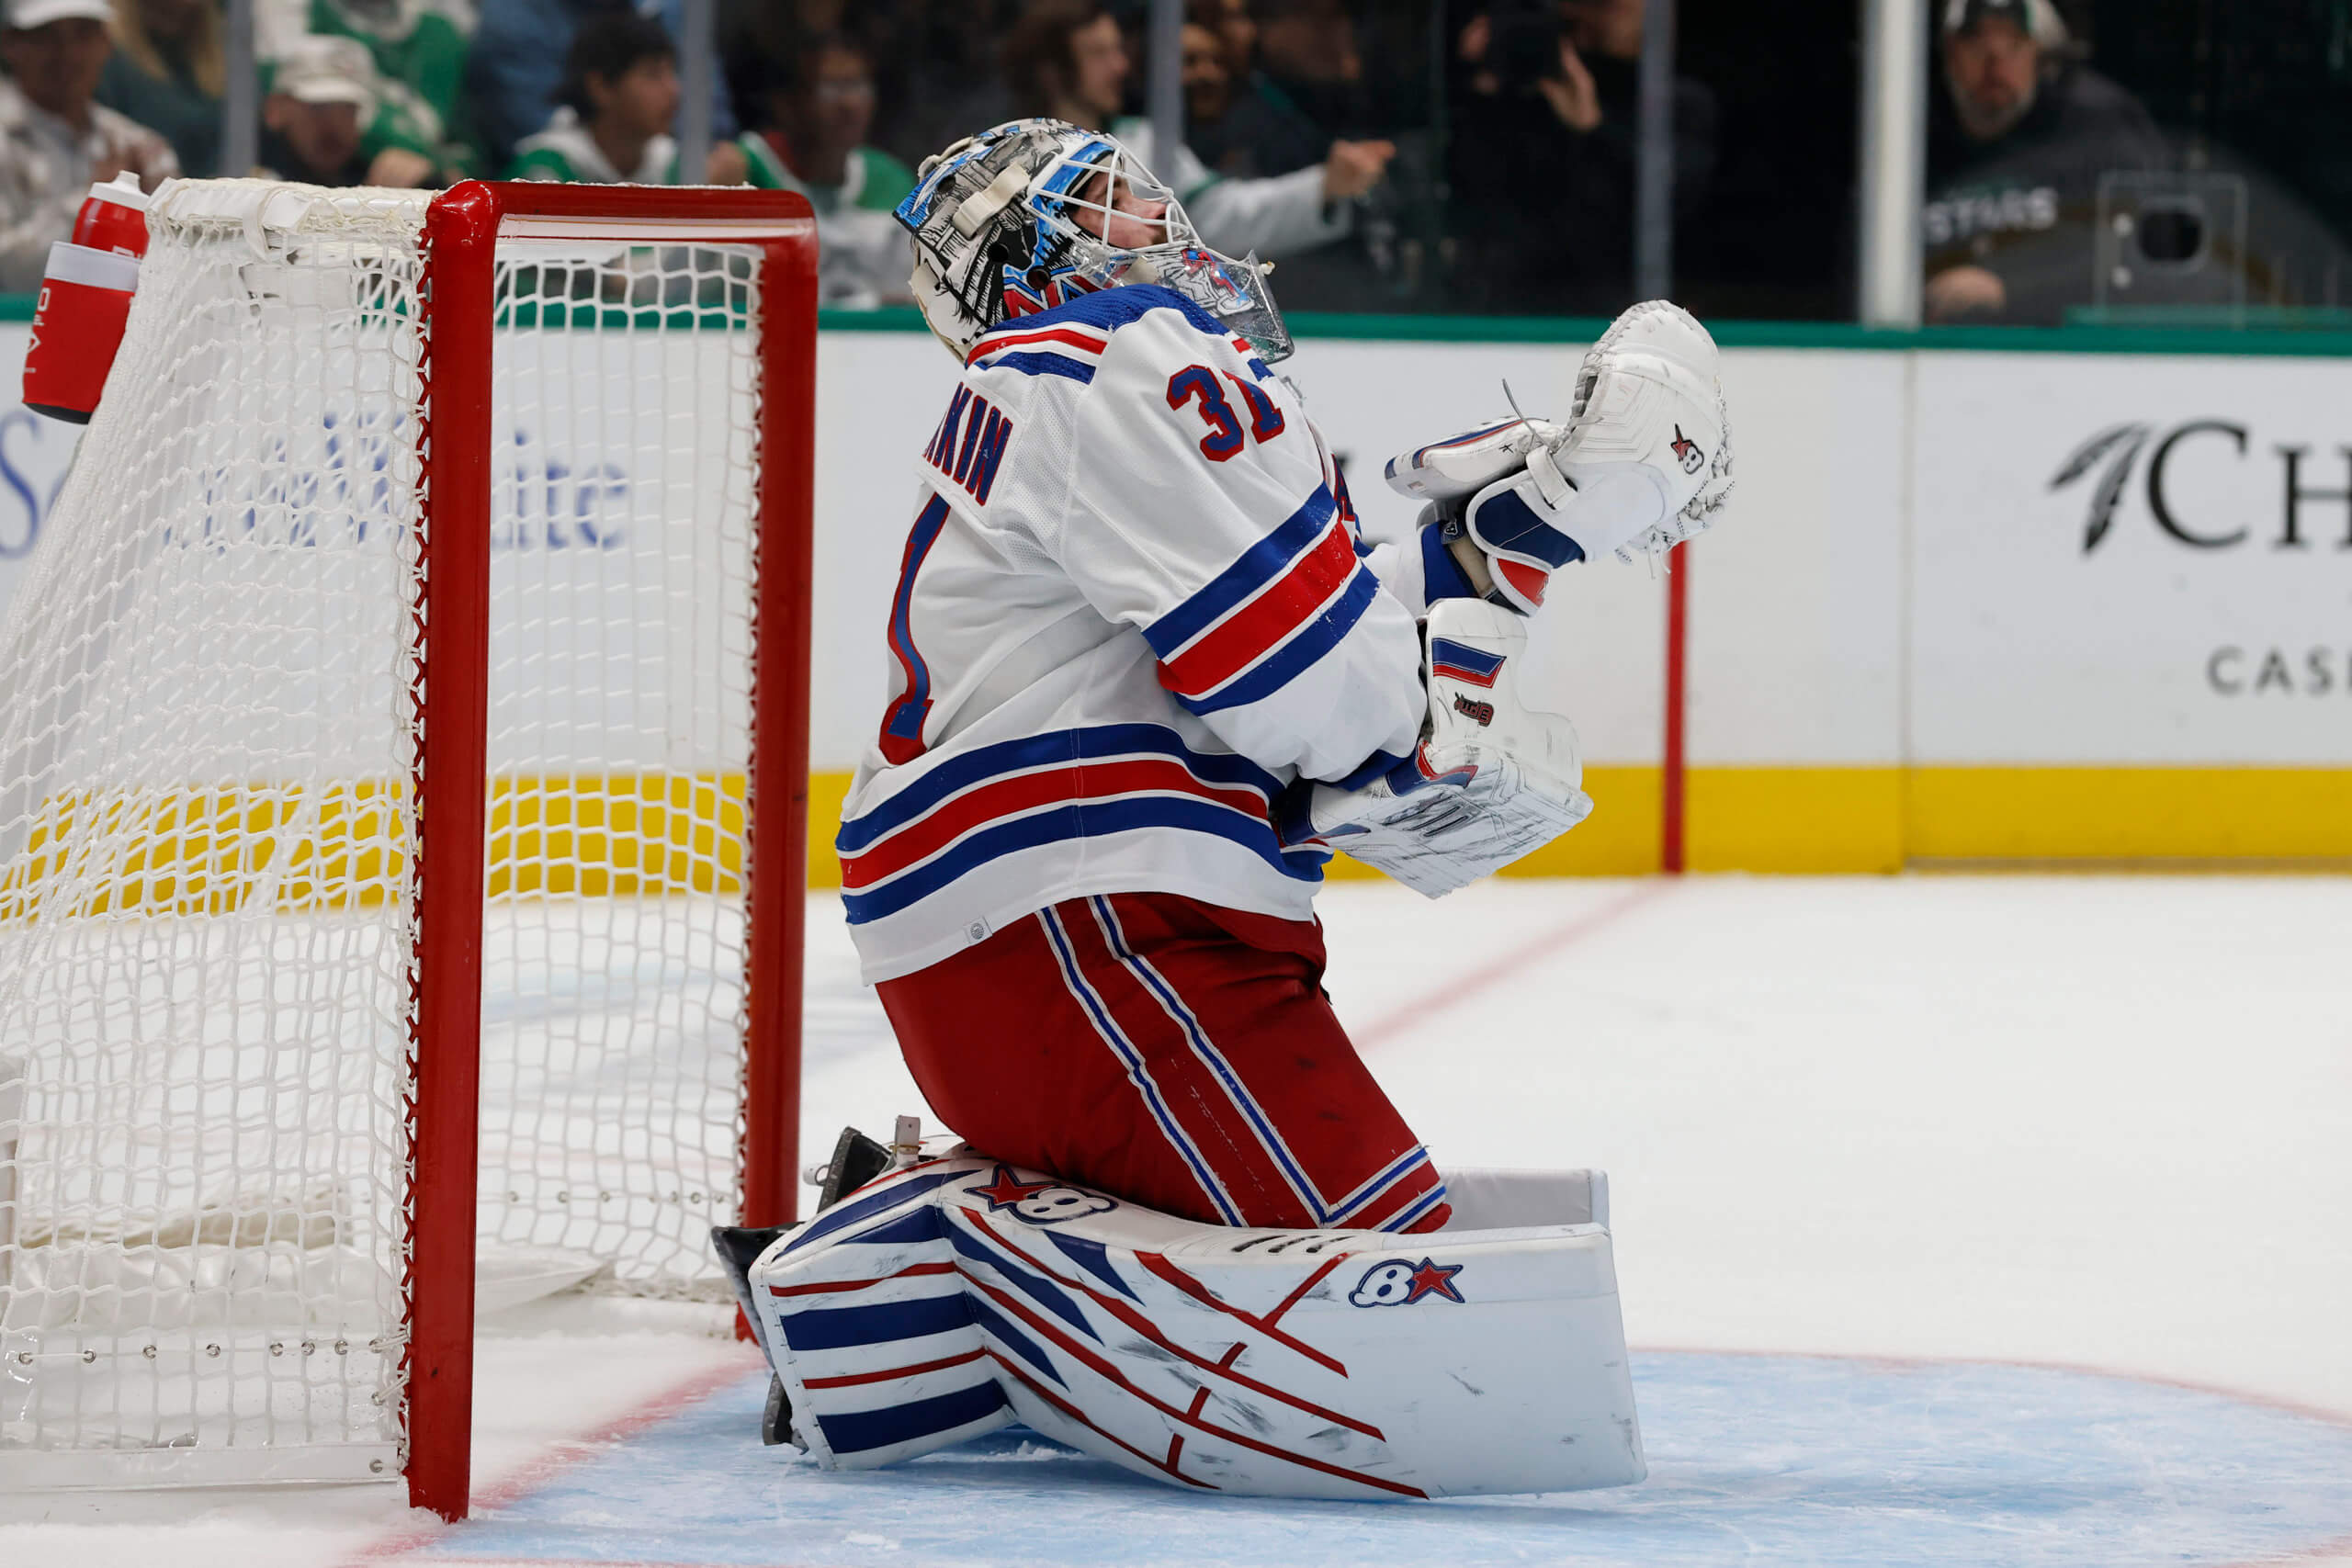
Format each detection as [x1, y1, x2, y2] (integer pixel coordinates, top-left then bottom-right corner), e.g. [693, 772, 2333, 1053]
[413, 1352, 2352, 1568]
[3, 874, 2347, 1567]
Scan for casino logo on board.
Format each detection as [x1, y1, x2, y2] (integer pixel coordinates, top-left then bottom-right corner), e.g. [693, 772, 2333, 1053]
[2050, 419, 2352, 555]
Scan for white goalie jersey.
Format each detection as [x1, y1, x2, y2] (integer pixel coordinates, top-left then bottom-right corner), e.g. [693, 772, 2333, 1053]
[838, 285, 1439, 982]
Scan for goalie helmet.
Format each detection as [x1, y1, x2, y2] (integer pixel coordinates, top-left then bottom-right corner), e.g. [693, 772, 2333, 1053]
[892, 118, 1292, 365]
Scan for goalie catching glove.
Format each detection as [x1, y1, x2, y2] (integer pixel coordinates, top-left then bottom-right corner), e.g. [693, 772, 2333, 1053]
[1385, 299, 1735, 614]
[1279, 599, 1592, 897]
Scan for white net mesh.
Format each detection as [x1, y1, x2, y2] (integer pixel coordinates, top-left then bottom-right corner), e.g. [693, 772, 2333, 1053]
[0, 181, 766, 1484]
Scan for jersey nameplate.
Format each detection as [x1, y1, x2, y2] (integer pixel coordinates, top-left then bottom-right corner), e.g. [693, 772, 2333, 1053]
[924, 386, 1016, 505]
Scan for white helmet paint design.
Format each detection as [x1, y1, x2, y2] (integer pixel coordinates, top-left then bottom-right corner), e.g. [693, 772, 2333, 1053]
[892, 118, 1292, 365]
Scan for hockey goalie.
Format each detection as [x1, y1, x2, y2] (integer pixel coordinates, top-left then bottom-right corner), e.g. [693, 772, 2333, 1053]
[716, 118, 1734, 1499]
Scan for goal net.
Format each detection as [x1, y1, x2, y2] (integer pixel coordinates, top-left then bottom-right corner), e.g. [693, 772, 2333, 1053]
[0, 180, 814, 1507]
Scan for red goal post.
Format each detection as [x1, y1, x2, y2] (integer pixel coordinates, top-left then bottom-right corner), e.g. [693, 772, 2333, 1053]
[406, 182, 818, 1518]
[0, 179, 816, 1522]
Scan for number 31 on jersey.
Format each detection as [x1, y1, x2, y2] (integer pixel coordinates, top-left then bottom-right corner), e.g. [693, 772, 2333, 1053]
[1166, 364, 1286, 462]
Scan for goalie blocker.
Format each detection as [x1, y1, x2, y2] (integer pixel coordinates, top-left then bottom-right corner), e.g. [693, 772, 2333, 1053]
[1279, 598, 1592, 897]
[715, 1154, 1642, 1499]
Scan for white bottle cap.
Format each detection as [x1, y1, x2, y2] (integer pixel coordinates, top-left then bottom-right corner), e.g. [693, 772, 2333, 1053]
[85, 170, 150, 210]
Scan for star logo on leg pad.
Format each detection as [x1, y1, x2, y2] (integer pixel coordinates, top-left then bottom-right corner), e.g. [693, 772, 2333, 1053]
[969, 1165, 1117, 1224]
[971, 1167, 1057, 1210]
[1405, 1258, 1466, 1303]
[1349, 1256, 1467, 1306]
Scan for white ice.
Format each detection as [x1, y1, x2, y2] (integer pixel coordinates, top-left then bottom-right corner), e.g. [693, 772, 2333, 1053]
[4, 874, 2348, 1566]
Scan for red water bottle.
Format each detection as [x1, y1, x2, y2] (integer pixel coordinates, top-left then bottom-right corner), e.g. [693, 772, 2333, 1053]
[23, 172, 152, 424]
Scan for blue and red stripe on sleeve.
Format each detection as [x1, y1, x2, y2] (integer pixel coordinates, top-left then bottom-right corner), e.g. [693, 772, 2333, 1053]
[836, 724, 1327, 926]
[1140, 486, 1384, 716]
[966, 321, 1112, 386]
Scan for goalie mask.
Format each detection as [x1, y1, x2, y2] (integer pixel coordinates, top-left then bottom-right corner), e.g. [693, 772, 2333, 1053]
[893, 118, 1292, 365]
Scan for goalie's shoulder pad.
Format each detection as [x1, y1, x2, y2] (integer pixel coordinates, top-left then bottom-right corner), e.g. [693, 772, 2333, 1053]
[962, 284, 1245, 392]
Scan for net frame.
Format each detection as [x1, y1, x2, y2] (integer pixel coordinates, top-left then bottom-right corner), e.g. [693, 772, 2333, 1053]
[0, 180, 818, 1521]
[413, 182, 815, 1520]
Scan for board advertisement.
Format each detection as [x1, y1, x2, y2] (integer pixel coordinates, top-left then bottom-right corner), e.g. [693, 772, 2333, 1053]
[1911, 351, 2352, 764]
[0, 327, 80, 608]
[1, 318, 2344, 868]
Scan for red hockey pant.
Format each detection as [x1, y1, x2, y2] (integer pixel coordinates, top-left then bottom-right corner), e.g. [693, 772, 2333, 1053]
[876, 891, 1450, 1234]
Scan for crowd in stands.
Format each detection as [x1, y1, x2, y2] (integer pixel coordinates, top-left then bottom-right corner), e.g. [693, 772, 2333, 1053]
[0, 0, 2343, 319]
[0, 0, 1715, 311]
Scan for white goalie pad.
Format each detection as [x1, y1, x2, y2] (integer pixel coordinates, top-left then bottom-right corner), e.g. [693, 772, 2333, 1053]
[1288, 599, 1591, 897]
[744, 1157, 1644, 1500]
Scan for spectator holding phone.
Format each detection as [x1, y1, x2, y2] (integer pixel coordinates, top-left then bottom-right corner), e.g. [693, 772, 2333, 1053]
[1448, 0, 1716, 315]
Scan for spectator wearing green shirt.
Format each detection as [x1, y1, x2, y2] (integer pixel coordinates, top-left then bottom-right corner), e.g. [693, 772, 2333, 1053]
[254, 32, 375, 183]
[95, 0, 220, 175]
[262, 0, 475, 182]
[734, 35, 912, 220]
[732, 33, 914, 307]
[505, 8, 676, 183]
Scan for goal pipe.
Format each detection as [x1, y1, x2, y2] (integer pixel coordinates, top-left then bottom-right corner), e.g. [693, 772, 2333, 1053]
[1662, 546, 1689, 875]
[408, 182, 818, 1521]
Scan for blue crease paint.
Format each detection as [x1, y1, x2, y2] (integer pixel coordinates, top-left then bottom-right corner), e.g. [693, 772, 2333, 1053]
[425, 1352, 2352, 1568]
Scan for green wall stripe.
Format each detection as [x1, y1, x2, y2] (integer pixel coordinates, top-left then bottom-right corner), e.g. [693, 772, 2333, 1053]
[812, 306, 2352, 357]
[1, 291, 2343, 358]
